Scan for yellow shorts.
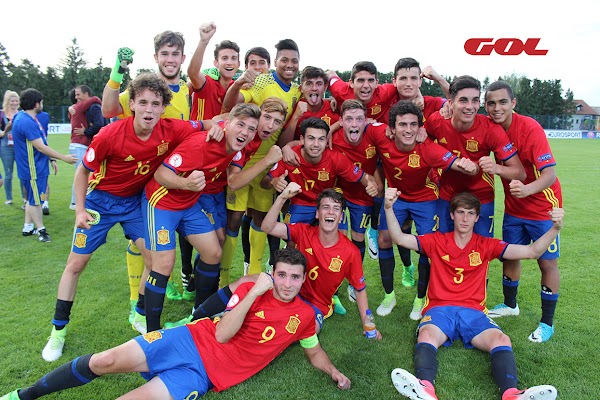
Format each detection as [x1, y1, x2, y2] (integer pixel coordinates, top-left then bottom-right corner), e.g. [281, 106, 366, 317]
[226, 170, 276, 213]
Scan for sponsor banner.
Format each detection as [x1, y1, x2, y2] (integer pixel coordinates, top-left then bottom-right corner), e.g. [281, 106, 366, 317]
[544, 130, 600, 139]
[47, 124, 72, 134]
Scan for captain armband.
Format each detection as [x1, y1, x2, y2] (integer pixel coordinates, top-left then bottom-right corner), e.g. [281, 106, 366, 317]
[299, 334, 319, 349]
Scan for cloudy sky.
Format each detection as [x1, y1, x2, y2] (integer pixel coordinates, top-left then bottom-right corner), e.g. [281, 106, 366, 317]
[2, 0, 599, 106]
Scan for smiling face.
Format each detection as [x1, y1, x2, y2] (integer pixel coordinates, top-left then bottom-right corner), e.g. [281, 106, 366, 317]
[214, 48, 240, 81]
[246, 54, 270, 73]
[272, 261, 305, 302]
[315, 196, 344, 234]
[130, 89, 166, 135]
[300, 127, 328, 163]
[485, 88, 515, 129]
[256, 110, 285, 140]
[342, 108, 367, 145]
[450, 88, 481, 128]
[274, 49, 300, 85]
[224, 116, 259, 154]
[8, 95, 19, 111]
[394, 67, 422, 100]
[392, 113, 420, 149]
[350, 71, 378, 103]
[154, 44, 185, 83]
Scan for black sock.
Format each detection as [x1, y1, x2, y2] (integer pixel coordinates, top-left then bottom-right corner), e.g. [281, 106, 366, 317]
[398, 245, 412, 267]
[371, 196, 383, 230]
[352, 239, 366, 261]
[135, 294, 145, 315]
[379, 247, 395, 294]
[541, 286, 559, 326]
[194, 259, 221, 308]
[241, 214, 251, 264]
[52, 300, 73, 330]
[417, 261, 430, 299]
[490, 346, 518, 394]
[192, 286, 233, 320]
[502, 275, 519, 308]
[179, 234, 194, 289]
[18, 354, 98, 400]
[144, 271, 169, 332]
[267, 234, 280, 267]
[414, 342, 438, 383]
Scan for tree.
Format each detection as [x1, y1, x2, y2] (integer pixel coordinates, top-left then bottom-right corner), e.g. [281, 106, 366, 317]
[61, 38, 87, 98]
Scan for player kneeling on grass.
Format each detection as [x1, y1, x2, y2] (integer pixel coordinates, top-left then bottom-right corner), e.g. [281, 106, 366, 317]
[383, 189, 563, 400]
[1, 248, 350, 400]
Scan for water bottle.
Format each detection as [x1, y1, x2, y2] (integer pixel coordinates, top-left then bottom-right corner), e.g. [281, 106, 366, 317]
[364, 309, 377, 339]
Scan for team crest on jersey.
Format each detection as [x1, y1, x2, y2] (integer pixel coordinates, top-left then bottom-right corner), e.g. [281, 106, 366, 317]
[142, 331, 163, 343]
[168, 153, 182, 168]
[321, 115, 332, 126]
[466, 139, 479, 152]
[365, 145, 376, 159]
[292, 168, 301, 174]
[227, 294, 240, 308]
[318, 170, 330, 181]
[85, 148, 96, 162]
[157, 142, 169, 156]
[408, 154, 421, 168]
[370, 104, 382, 116]
[227, 192, 237, 204]
[442, 254, 450, 262]
[157, 229, 170, 245]
[469, 251, 482, 266]
[328, 256, 343, 272]
[74, 232, 87, 248]
[255, 310, 265, 319]
[285, 315, 301, 334]
[305, 248, 313, 255]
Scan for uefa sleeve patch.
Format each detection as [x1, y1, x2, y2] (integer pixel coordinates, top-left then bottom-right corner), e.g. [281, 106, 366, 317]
[85, 148, 95, 162]
[168, 153, 183, 168]
[233, 151, 242, 161]
[226, 294, 240, 309]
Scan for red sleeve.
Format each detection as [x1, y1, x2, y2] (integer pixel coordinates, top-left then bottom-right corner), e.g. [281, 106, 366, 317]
[225, 282, 254, 311]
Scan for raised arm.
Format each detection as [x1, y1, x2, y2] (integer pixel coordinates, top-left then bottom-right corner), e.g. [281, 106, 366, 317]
[421, 66, 450, 98]
[187, 23, 216, 90]
[261, 182, 301, 239]
[221, 69, 260, 112]
[383, 188, 419, 251]
[102, 47, 134, 118]
[503, 208, 564, 260]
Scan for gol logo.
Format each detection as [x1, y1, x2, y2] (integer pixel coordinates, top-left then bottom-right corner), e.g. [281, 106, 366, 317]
[464, 38, 548, 56]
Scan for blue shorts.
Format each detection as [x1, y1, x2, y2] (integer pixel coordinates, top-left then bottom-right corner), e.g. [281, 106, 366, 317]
[298, 295, 324, 331]
[286, 204, 316, 224]
[143, 193, 214, 251]
[338, 200, 372, 234]
[134, 327, 213, 399]
[199, 192, 227, 231]
[419, 306, 501, 348]
[21, 176, 48, 206]
[71, 190, 144, 254]
[503, 213, 560, 259]
[437, 199, 494, 237]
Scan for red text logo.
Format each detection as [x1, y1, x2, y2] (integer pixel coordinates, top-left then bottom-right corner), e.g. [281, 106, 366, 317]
[464, 38, 548, 56]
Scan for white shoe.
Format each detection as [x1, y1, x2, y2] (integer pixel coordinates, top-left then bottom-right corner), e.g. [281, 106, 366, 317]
[504, 385, 557, 400]
[391, 368, 438, 400]
[347, 285, 356, 303]
[376, 291, 397, 316]
[42, 327, 66, 362]
[488, 303, 520, 318]
[410, 296, 425, 321]
[131, 311, 147, 334]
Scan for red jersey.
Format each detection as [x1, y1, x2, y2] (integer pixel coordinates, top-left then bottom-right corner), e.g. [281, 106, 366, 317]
[425, 113, 518, 203]
[367, 126, 456, 202]
[190, 76, 232, 120]
[190, 282, 316, 392]
[288, 223, 366, 317]
[331, 123, 383, 206]
[502, 113, 562, 220]
[83, 118, 200, 197]
[144, 132, 243, 210]
[268, 146, 364, 206]
[422, 96, 446, 120]
[418, 231, 508, 313]
[286, 100, 340, 141]
[328, 78, 397, 123]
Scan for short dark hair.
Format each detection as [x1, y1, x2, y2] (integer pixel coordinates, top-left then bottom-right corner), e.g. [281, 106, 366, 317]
[485, 81, 515, 101]
[272, 247, 307, 273]
[19, 88, 43, 111]
[76, 85, 92, 96]
[389, 100, 424, 128]
[68, 88, 77, 105]
[351, 61, 377, 81]
[300, 66, 327, 83]
[394, 57, 421, 76]
[316, 188, 346, 211]
[300, 117, 330, 137]
[274, 39, 299, 58]
[128, 72, 173, 106]
[449, 75, 480, 100]
[244, 47, 271, 67]
[154, 31, 185, 54]
[450, 192, 481, 216]
[214, 40, 240, 60]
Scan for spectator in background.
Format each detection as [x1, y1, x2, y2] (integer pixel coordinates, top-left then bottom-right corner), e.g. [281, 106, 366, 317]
[68, 85, 105, 210]
[0, 90, 22, 205]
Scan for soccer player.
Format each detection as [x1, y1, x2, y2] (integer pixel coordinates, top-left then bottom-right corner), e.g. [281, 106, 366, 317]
[0, 248, 351, 400]
[263, 118, 377, 224]
[368, 100, 478, 318]
[384, 189, 562, 400]
[40, 73, 210, 363]
[188, 22, 240, 120]
[484, 81, 563, 343]
[11, 89, 77, 243]
[424, 75, 526, 237]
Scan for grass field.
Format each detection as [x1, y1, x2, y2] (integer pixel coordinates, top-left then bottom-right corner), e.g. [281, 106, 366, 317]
[0, 135, 598, 399]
